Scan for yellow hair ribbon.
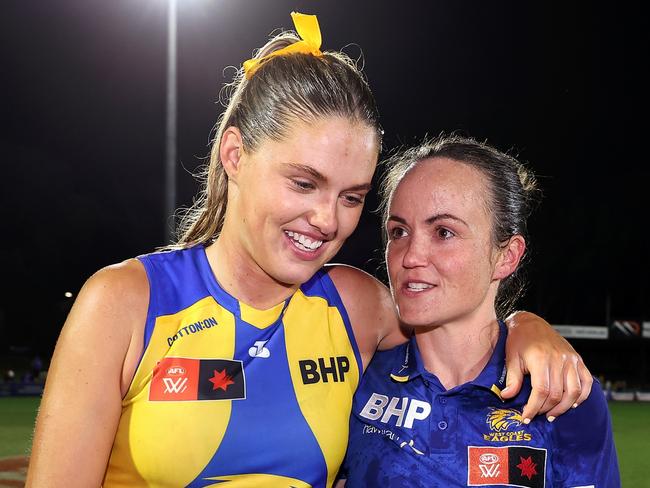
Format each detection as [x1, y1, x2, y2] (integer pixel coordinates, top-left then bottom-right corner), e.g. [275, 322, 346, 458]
[243, 12, 323, 79]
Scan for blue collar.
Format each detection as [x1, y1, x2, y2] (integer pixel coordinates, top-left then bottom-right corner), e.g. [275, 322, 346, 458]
[389, 321, 508, 399]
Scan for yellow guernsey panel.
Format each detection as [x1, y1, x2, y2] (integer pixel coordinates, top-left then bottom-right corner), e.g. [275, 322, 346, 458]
[284, 290, 361, 488]
[105, 297, 236, 487]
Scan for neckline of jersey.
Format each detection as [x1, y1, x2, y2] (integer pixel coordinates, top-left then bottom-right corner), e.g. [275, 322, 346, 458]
[196, 244, 291, 327]
[390, 321, 508, 397]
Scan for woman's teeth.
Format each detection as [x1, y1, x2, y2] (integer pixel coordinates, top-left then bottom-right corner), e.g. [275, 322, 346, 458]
[285, 231, 323, 252]
[407, 282, 434, 292]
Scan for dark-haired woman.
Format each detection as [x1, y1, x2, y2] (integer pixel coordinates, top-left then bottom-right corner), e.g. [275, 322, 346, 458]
[27, 14, 592, 488]
[342, 135, 619, 487]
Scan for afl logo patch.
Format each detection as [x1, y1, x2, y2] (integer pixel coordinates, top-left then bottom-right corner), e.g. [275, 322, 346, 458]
[166, 366, 186, 376]
[479, 453, 499, 465]
[468, 445, 546, 487]
[150, 357, 246, 402]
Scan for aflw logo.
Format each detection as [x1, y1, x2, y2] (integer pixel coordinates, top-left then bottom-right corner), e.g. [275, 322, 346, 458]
[479, 458, 500, 478]
[163, 377, 188, 394]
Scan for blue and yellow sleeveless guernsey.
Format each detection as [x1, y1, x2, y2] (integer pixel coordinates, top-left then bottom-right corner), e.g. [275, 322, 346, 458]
[103, 245, 362, 488]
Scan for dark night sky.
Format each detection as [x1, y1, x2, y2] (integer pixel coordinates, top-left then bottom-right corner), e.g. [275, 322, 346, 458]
[1, 1, 648, 356]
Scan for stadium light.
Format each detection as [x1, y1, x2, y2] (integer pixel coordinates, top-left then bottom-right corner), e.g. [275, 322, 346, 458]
[164, 0, 177, 244]
[64, 292, 73, 298]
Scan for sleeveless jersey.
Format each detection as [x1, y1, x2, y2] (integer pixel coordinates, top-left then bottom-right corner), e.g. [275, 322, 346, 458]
[103, 245, 362, 488]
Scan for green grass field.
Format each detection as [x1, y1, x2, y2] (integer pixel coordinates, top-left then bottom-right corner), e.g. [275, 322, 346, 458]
[1, 397, 648, 486]
[609, 402, 650, 487]
[0, 397, 38, 458]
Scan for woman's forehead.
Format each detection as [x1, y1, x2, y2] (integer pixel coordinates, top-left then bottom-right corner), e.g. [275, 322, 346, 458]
[260, 116, 379, 173]
[390, 158, 491, 215]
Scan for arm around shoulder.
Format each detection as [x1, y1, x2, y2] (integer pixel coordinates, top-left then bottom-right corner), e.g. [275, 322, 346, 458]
[26, 259, 149, 488]
[503, 311, 593, 420]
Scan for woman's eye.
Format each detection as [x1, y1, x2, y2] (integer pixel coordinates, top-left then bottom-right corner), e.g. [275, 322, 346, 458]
[291, 179, 315, 191]
[389, 227, 408, 239]
[437, 228, 455, 240]
[342, 194, 364, 206]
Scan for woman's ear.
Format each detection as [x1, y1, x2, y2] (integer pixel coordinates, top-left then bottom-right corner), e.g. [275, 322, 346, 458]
[493, 235, 526, 280]
[220, 126, 244, 181]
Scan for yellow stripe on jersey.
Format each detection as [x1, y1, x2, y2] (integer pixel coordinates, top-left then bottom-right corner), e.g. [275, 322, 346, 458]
[105, 296, 237, 487]
[201, 473, 313, 487]
[283, 290, 360, 488]
[239, 300, 285, 329]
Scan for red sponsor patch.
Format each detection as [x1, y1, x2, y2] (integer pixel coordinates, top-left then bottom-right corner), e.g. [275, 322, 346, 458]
[468, 445, 547, 488]
[149, 357, 200, 401]
[468, 446, 509, 485]
[149, 357, 246, 401]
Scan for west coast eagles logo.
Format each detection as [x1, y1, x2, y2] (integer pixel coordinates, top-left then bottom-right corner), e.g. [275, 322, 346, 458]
[482, 408, 532, 442]
[487, 408, 523, 431]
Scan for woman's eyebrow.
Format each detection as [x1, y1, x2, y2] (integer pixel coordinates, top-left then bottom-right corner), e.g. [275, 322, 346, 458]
[285, 162, 372, 192]
[425, 213, 468, 227]
[387, 214, 467, 226]
[387, 215, 407, 225]
[285, 162, 327, 182]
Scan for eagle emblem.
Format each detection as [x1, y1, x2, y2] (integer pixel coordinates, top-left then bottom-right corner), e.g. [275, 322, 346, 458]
[486, 407, 523, 432]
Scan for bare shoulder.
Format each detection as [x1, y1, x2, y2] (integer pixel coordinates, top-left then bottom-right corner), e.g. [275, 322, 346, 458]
[326, 264, 403, 367]
[326, 264, 391, 317]
[26, 258, 149, 487]
[326, 263, 386, 295]
[74, 258, 149, 391]
[79, 258, 148, 318]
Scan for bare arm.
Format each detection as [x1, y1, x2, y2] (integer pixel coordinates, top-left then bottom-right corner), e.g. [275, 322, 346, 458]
[26, 260, 148, 488]
[327, 265, 407, 370]
[502, 311, 593, 422]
